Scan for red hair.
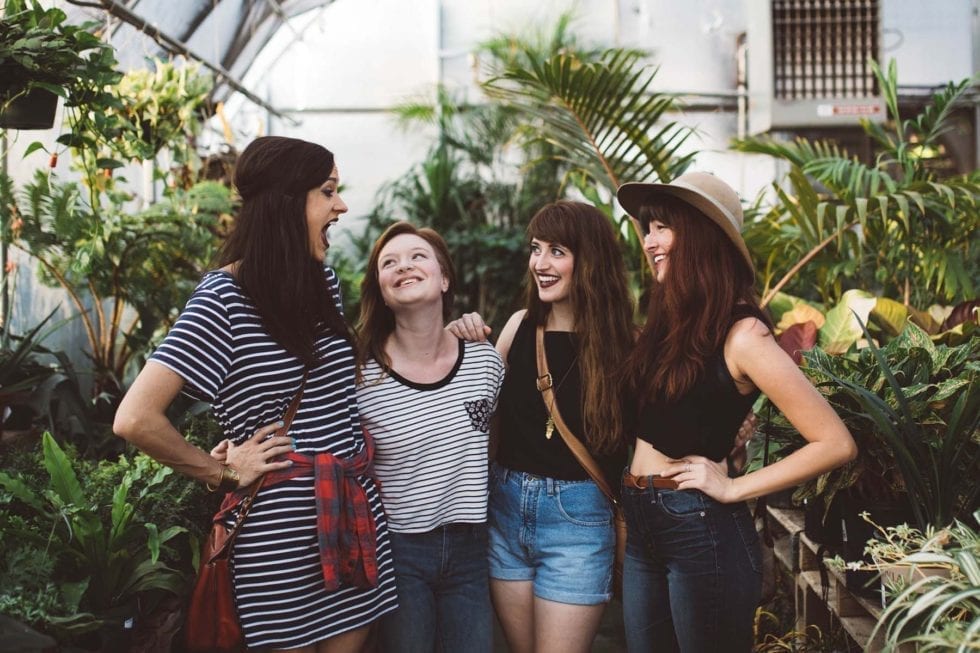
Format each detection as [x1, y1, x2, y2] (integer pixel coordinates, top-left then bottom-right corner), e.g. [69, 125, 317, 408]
[623, 195, 770, 403]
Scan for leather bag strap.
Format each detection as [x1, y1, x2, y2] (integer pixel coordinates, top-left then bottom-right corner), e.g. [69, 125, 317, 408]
[220, 369, 310, 552]
[535, 325, 619, 507]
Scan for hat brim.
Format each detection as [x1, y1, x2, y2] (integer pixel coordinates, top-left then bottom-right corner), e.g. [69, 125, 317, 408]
[617, 181, 755, 279]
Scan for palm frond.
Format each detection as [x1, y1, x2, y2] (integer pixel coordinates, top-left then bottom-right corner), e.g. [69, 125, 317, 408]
[484, 48, 693, 192]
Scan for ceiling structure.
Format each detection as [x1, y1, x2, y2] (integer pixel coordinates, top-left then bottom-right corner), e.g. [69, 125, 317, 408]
[63, 0, 336, 118]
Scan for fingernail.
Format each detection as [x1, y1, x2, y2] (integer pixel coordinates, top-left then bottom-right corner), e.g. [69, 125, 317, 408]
[277, 420, 285, 427]
[286, 460, 294, 466]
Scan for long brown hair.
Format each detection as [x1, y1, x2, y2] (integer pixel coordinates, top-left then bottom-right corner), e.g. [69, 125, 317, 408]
[525, 201, 635, 454]
[219, 136, 351, 366]
[356, 221, 457, 376]
[623, 195, 770, 403]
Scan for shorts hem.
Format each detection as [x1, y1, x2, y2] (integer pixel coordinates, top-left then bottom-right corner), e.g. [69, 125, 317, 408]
[534, 587, 612, 606]
[489, 567, 535, 582]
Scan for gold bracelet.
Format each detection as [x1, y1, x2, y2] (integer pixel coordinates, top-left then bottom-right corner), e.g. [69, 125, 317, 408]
[206, 465, 240, 492]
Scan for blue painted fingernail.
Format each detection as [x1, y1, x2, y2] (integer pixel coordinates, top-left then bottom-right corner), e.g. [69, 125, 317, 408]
[277, 420, 285, 427]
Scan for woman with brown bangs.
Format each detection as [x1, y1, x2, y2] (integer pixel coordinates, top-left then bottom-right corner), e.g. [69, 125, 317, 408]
[452, 200, 634, 653]
[616, 173, 856, 653]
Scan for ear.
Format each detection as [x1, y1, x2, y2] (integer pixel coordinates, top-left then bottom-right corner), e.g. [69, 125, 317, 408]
[442, 278, 449, 293]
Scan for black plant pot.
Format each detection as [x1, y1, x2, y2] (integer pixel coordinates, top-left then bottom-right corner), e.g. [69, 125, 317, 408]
[0, 87, 58, 130]
[803, 495, 843, 547]
[840, 493, 912, 599]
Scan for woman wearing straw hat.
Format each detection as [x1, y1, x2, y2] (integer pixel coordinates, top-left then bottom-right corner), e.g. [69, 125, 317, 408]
[616, 172, 856, 652]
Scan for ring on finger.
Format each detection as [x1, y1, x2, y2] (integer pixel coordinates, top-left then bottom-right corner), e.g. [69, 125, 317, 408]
[686, 463, 691, 473]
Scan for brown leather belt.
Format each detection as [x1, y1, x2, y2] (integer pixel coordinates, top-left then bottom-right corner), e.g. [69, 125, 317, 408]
[623, 471, 680, 490]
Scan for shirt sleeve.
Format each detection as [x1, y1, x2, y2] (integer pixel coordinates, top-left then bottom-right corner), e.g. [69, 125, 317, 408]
[150, 283, 233, 402]
[325, 266, 344, 316]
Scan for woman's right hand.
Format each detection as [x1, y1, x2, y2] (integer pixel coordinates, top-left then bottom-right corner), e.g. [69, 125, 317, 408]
[220, 421, 295, 487]
[446, 312, 491, 342]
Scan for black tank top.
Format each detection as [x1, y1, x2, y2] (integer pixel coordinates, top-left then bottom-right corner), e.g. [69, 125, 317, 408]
[633, 305, 767, 462]
[496, 318, 627, 485]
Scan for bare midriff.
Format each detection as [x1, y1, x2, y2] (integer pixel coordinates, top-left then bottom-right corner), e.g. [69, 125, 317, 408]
[629, 439, 675, 477]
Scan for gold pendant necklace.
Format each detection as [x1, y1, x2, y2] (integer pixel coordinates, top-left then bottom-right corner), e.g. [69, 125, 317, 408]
[543, 348, 577, 440]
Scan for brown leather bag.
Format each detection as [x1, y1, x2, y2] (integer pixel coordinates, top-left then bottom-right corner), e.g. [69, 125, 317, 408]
[185, 375, 307, 653]
[535, 325, 627, 598]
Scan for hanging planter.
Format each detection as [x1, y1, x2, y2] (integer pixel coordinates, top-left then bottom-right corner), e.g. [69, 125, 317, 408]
[0, 87, 58, 130]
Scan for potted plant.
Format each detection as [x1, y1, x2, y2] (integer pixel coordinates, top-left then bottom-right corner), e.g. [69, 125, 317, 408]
[0, 0, 115, 130]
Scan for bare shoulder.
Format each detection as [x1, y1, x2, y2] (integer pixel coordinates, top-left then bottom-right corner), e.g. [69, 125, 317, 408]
[496, 310, 527, 361]
[727, 316, 774, 351]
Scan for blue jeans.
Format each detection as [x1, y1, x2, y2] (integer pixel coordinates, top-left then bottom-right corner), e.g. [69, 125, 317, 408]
[621, 475, 762, 653]
[378, 523, 492, 653]
[488, 463, 614, 605]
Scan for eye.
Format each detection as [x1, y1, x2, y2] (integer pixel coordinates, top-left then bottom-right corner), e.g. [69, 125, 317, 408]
[551, 247, 565, 257]
[412, 252, 426, 260]
[381, 258, 394, 269]
[529, 243, 541, 254]
[322, 188, 334, 198]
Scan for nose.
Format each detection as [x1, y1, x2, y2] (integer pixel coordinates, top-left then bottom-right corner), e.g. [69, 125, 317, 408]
[643, 231, 656, 251]
[396, 258, 414, 272]
[336, 195, 348, 214]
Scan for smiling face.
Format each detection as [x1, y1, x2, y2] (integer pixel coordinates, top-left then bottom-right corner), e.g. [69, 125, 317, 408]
[377, 233, 449, 312]
[529, 238, 575, 305]
[643, 219, 674, 282]
[305, 166, 347, 261]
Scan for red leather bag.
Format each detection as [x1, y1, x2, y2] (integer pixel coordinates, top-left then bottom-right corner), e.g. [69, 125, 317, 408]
[184, 505, 253, 653]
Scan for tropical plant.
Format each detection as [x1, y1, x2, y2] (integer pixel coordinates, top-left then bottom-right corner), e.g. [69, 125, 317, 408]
[0, 433, 189, 637]
[858, 511, 980, 652]
[797, 320, 979, 531]
[0, 0, 117, 107]
[734, 60, 980, 308]
[1, 170, 230, 407]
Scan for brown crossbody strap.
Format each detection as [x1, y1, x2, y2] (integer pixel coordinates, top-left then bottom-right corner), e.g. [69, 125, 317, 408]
[535, 325, 618, 507]
[221, 369, 310, 553]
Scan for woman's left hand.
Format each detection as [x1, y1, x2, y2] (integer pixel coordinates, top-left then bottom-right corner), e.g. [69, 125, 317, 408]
[662, 456, 739, 503]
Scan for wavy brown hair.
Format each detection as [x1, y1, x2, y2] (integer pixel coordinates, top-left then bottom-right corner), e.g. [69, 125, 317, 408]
[356, 221, 457, 377]
[219, 136, 352, 366]
[623, 195, 771, 404]
[524, 201, 635, 454]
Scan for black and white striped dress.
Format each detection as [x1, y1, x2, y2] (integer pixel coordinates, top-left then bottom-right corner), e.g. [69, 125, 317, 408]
[151, 268, 397, 650]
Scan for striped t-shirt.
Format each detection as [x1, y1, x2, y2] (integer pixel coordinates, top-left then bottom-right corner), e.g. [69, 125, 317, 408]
[357, 339, 505, 533]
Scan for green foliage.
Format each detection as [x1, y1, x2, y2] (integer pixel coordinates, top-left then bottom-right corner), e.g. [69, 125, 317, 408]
[0, 433, 194, 637]
[734, 60, 980, 307]
[799, 322, 979, 530]
[0, 0, 118, 104]
[866, 511, 980, 652]
[1, 170, 230, 404]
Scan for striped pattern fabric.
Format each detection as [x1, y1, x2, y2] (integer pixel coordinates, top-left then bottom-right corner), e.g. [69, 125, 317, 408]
[357, 340, 505, 533]
[151, 269, 397, 649]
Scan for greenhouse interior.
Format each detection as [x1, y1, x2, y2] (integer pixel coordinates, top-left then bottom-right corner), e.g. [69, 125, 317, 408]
[0, 0, 978, 651]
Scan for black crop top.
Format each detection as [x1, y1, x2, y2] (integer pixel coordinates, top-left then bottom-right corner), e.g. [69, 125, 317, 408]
[633, 305, 767, 462]
[496, 318, 627, 486]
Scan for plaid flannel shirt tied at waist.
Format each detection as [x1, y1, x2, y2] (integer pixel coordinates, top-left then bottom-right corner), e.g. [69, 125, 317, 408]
[217, 437, 380, 591]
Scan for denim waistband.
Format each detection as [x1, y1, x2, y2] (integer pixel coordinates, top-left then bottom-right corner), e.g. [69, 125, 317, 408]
[493, 462, 596, 489]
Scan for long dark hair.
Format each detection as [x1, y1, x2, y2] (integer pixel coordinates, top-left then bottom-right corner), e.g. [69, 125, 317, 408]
[356, 221, 457, 376]
[219, 136, 351, 365]
[623, 195, 771, 403]
[524, 201, 635, 454]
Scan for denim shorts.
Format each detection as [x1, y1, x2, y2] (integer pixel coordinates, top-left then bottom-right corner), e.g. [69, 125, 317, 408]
[487, 462, 614, 605]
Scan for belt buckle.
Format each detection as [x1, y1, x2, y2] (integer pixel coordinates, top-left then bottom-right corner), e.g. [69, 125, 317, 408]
[536, 373, 553, 391]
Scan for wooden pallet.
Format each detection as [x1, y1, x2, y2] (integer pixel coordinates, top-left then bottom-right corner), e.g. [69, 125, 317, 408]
[766, 506, 898, 651]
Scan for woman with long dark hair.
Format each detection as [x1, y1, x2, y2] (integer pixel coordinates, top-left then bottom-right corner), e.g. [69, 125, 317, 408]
[616, 172, 856, 652]
[480, 201, 634, 653]
[114, 136, 397, 652]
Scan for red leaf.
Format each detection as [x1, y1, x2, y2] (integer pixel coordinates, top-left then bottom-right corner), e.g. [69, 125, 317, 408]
[777, 321, 818, 364]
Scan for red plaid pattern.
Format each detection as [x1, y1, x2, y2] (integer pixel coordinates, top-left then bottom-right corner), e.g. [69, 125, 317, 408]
[217, 431, 380, 591]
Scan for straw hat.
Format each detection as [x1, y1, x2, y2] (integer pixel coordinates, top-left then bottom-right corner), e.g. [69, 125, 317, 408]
[617, 172, 754, 278]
